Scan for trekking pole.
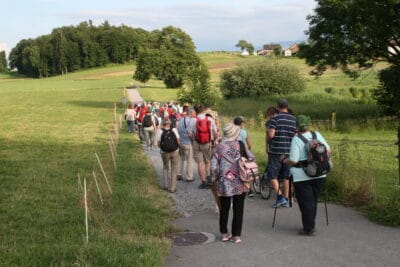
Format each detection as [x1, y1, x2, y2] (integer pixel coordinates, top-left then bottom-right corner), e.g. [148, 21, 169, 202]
[323, 179, 329, 226]
[272, 198, 278, 228]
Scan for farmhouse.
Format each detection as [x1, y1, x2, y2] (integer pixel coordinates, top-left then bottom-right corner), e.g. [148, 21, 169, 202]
[257, 43, 281, 56]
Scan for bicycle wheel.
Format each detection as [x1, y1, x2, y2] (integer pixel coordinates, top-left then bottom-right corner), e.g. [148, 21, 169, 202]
[253, 177, 261, 194]
[260, 179, 272, 200]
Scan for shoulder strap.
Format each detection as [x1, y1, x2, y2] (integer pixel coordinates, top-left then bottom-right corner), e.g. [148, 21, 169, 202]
[311, 131, 317, 140]
[298, 134, 308, 145]
[238, 140, 247, 158]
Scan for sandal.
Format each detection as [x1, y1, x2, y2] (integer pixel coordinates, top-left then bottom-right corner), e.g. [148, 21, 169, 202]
[230, 236, 241, 244]
[221, 233, 231, 242]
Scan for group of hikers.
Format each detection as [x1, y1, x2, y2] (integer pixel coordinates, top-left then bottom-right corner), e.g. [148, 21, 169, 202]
[125, 98, 331, 243]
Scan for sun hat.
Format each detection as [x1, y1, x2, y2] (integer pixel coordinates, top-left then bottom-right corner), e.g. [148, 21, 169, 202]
[233, 116, 245, 126]
[222, 123, 241, 141]
[296, 115, 311, 128]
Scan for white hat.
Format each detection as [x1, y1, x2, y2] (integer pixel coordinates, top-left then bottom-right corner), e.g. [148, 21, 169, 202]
[222, 123, 241, 141]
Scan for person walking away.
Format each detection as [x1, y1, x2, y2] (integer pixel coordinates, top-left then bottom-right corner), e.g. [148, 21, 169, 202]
[169, 108, 180, 128]
[124, 103, 136, 133]
[142, 107, 157, 150]
[234, 116, 255, 197]
[156, 119, 180, 193]
[192, 103, 218, 189]
[266, 99, 297, 208]
[211, 123, 249, 244]
[264, 106, 278, 155]
[177, 108, 195, 182]
[136, 102, 147, 142]
[283, 115, 331, 235]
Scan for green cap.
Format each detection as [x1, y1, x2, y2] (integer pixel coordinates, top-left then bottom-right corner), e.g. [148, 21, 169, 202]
[296, 115, 311, 128]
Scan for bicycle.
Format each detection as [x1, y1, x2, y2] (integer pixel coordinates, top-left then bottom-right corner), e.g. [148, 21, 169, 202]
[252, 171, 272, 200]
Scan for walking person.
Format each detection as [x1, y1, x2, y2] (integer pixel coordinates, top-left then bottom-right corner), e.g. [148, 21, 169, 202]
[142, 106, 157, 150]
[156, 119, 180, 193]
[124, 103, 136, 133]
[283, 115, 331, 235]
[234, 116, 255, 197]
[177, 108, 195, 182]
[266, 99, 297, 208]
[192, 103, 218, 189]
[211, 123, 249, 244]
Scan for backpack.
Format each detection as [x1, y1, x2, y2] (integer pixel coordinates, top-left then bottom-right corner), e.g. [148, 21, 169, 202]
[238, 141, 259, 183]
[142, 114, 153, 127]
[298, 132, 331, 177]
[160, 129, 179, 152]
[195, 117, 211, 144]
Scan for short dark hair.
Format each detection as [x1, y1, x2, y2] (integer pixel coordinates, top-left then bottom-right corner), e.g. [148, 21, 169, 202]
[277, 99, 288, 109]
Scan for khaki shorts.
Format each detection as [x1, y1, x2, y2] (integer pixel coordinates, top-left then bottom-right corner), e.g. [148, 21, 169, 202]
[193, 141, 211, 164]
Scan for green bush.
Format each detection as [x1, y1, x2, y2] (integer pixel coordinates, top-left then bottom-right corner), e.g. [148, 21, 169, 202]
[219, 61, 305, 98]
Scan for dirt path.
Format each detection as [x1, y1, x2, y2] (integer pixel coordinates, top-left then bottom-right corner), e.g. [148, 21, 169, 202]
[127, 89, 400, 267]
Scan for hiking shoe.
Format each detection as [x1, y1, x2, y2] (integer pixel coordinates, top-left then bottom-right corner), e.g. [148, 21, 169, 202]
[272, 197, 289, 208]
[177, 175, 183, 181]
[206, 175, 212, 186]
[298, 228, 315, 236]
[198, 182, 210, 189]
[248, 190, 254, 197]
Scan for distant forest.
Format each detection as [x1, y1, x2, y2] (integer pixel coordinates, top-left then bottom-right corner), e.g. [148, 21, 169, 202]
[9, 21, 163, 78]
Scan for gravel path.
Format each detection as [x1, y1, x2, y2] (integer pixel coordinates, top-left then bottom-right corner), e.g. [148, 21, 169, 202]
[127, 89, 400, 267]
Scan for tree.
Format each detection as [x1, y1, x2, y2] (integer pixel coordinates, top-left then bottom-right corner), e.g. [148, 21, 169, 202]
[134, 26, 200, 88]
[177, 60, 221, 106]
[0, 51, 7, 72]
[299, 0, 400, 116]
[247, 43, 255, 55]
[235, 40, 249, 51]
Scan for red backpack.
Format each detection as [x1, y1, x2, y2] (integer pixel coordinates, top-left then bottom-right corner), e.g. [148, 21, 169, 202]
[195, 117, 211, 144]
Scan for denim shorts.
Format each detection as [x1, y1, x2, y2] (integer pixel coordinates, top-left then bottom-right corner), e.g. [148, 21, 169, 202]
[266, 153, 290, 180]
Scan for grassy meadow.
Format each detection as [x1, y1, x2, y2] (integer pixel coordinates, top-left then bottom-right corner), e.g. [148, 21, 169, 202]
[0, 52, 398, 264]
[0, 65, 173, 265]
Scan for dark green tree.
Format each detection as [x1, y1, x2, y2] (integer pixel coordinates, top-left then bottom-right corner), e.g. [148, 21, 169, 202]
[134, 26, 200, 88]
[0, 51, 7, 72]
[235, 40, 249, 51]
[299, 0, 400, 116]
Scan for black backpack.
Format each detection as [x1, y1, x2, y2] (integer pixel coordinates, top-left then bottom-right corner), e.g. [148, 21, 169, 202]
[160, 129, 179, 152]
[298, 132, 331, 177]
[142, 114, 153, 127]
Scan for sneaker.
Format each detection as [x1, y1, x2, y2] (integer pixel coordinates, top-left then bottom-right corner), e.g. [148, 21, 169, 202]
[230, 236, 242, 244]
[272, 197, 289, 208]
[177, 175, 183, 181]
[198, 182, 210, 189]
[221, 233, 231, 242]
[248, 190, 254, 197]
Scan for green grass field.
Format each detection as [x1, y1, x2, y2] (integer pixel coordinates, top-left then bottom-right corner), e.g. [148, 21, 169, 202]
[0, 66, 173, 265]
[0, 52, 398, 264]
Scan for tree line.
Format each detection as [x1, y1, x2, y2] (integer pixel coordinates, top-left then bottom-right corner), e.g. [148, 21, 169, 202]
[8, 21, 158, 78]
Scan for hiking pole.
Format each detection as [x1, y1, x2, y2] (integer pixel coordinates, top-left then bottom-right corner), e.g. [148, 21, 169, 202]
[323, 179, 329, 226]
[272, 197, 278, 228]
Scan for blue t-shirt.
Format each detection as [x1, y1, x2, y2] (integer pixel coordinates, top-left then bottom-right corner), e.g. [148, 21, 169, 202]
[266, 112, 297, 155]
[289, 131, 331, 182]
[177, 116, 192, 145]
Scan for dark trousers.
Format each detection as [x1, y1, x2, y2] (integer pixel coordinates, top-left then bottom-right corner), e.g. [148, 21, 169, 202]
[294, 178, 324, 231]
[219, 193, 246, 236]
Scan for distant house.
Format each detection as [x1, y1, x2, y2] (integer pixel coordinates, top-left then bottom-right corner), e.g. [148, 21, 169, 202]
[241, 50, 250, 56]
[284, 49, 292, 57]
[257, 43, 282, 56]
[289, 44, 299, 55]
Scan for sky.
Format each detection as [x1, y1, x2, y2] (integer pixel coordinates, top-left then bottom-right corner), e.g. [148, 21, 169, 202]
[0, 0, 317, 56]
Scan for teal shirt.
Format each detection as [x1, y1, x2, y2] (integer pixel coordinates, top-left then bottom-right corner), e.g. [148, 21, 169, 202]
[289, 131, 330, 182]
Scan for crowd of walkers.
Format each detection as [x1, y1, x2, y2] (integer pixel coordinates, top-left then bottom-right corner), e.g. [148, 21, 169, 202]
[125, 98, 331, 243]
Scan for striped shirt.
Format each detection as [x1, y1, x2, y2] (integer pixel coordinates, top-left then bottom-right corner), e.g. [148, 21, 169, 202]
[266, 112, 297, 155]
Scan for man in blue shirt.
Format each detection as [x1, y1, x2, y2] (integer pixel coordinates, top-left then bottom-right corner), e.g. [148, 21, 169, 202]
[266, 99, 297, 207]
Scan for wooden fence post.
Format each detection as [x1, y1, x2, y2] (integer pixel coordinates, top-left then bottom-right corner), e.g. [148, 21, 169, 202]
[331, 112, 336, 130]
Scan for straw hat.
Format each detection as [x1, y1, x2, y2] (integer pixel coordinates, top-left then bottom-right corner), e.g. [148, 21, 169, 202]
[222, 123, 241, 141]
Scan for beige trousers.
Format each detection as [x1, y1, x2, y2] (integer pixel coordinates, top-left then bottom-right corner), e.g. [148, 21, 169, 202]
[161, 150, 180, 192]
[177, 143, 194, 180]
